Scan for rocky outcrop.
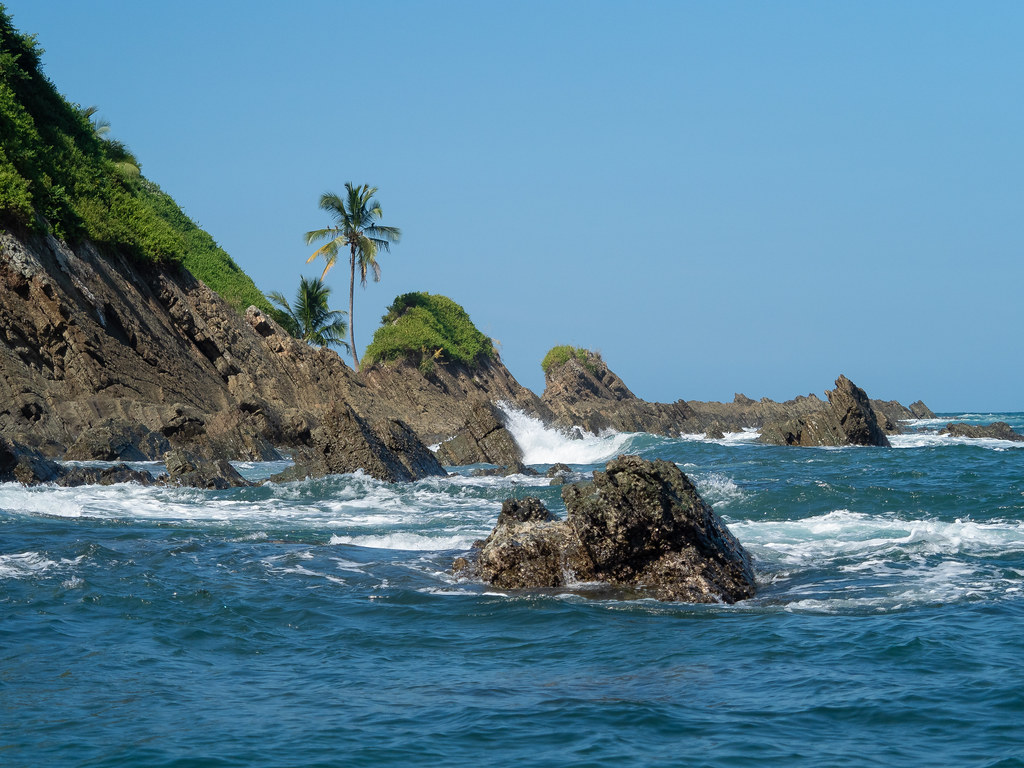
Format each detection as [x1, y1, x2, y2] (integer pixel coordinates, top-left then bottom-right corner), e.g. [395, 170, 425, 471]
[0, 230, 513, 481]
[462, 455, 756, 603]
[940, 422, 1024, 442]
[685, 393, 827, 433]
[541, 352, 699, 435]
[272, 404, 448, 483]
[434, 402, 525, 471]
[1, 436, 153, 486]
[870, 400, 915, 434]
[164, 449, 253, 489]
[759, 375, 891, 447]
[910, 400, 937, 419]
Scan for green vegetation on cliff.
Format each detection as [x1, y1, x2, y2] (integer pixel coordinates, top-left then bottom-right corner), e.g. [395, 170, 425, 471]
[363, 292, 495, 373]
[541, 345, 599, 375]
[0, 8, 272, 315]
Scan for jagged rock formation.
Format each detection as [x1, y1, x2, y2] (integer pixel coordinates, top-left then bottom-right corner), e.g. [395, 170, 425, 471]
[940, 422, 1024, 442]
[759, 375, 891, 447]
[869, 400, 915, 434]
[541, 351, 699, 435]
[1, 436, 153, 486]
[0, 230, 538, 481]
[434, 401, 525, 472]
[910, 400, 937, 419]
[164, 449, 253, 489]
[461, 456, 756, 603]
[685, 393, 827, 433]
[271, 404, 448, 483]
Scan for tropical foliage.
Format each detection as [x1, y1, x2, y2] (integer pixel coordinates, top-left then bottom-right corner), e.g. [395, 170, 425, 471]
[0, 9, 274, 315]
[304, 183, 400, 369]
[363, 292, 495, 374]
[541, 345, 599, 375]
[268, 276, 349, 351]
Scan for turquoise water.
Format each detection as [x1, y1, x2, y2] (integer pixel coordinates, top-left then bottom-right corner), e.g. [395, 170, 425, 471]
[2, 412, 1023, 767]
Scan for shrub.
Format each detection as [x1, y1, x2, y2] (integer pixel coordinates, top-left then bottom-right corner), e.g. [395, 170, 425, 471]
[541, 345, 598, 376]
[363, 292, 495, 370]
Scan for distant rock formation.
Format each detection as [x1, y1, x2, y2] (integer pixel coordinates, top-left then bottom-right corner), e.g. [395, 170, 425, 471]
[910, 400, 937, 419]
[940, 422, 1024, 442]
[540, 350, 699, 435]
[459, 455, 756, 604]
[759, 375, 891, 447]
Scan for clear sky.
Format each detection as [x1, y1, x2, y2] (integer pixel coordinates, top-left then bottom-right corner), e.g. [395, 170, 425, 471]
[6, 1, 1022, 411]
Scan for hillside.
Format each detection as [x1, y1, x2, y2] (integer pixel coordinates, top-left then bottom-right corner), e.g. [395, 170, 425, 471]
[0, 8, 272, 315]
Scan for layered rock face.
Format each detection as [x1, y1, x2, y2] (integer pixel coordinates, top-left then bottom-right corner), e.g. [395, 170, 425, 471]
[466, 455, 756, 603]
[541, 352, 699, 435]
[0, 230, 525, 481]
[434, 401, 526, 472]
[759, 375, 891, 447]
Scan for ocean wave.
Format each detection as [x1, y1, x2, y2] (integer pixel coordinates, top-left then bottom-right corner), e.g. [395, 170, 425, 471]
[498, 403, 638, 465]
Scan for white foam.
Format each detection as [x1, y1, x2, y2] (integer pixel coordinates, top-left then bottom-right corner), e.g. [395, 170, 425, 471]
[890, 433, 1024, 450]
[497, 403, 637, 465]
[0, 551, 84, 580]
[328, 532, 478, 551]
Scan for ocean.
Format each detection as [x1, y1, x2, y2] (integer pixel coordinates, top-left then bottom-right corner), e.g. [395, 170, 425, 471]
[2, 410, 1023, 767]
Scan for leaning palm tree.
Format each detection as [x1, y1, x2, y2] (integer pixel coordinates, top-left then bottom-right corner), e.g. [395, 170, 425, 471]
[268, 276, 350, 351]
[304, 183, 401, 369]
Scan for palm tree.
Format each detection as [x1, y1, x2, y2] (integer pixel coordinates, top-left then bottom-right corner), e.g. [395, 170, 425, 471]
[79, 105, 140, 177]
[304, 183, 401, 369]
[268, 276, 350, 351]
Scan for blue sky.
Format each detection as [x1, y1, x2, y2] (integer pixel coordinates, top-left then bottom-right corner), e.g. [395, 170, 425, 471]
[6, 1, 1022, 411]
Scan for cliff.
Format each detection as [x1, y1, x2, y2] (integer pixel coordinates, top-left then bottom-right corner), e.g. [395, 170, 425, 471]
[0, 228, 543, 474]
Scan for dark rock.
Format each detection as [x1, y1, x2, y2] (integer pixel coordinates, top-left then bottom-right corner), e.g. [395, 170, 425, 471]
[469, 455, 756, 603]
[545, 462, 572, 478]
[870, 400, 914, 434]
[2, 436, 153, 486]
[57, 463, 155, 487]
[940, 422, 1024, 442]
[272, 404, 447, 483]
[64, 423, 171, 461]
[705, 423, 726, 440]
[164, 449, 253, 489]
[435, 402, 524, 468]
[0, 437, 61, 485]
[910, 400, 937, 419]
[759, 375, 891, 447]
[541, 351, 699, 436]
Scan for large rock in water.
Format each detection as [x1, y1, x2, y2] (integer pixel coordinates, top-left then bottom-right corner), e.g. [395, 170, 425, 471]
[435, 401, 526, 471]
[468, 455, 756, 603]
[759, 375, 891, 447]
[273, 403, 448, 483]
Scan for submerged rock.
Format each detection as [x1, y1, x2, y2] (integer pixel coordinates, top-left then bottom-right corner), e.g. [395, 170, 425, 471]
[1, 436, 153, 486]
[464, 455, 756, 603]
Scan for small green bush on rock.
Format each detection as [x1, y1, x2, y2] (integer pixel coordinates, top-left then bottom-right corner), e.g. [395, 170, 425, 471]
[363, 292, 494, 371]
[541, 345, 599, 376]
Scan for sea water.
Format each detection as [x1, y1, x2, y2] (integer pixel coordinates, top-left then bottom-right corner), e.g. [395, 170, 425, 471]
[2, 411, 1023, 767]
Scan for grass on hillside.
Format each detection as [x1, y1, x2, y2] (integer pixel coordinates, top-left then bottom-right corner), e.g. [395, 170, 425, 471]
[0, 9, 273, 315]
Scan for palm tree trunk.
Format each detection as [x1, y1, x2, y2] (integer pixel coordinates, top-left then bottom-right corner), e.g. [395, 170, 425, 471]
[349, 246, 359, 370]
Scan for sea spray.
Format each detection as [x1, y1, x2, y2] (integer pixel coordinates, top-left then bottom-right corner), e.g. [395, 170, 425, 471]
[497, 402, 638, 464]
